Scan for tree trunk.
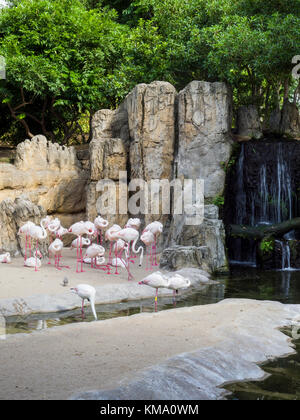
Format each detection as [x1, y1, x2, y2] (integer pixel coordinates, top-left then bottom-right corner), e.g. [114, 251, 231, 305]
[229, 218, 300, 240]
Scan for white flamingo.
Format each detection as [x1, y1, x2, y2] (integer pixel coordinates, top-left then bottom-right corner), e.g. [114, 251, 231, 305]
[138, 271, 169, 311]
[47, 218, 61, 234]
[94, 216, 109, 245]
[141, 230, 155, 271]
[48, 238, 68, 270]
[18, 221, 35, 261]
[70, 237, 91, 250]
[84, 244, 106, 269]
[114, 228, 144, 280]
[125, 218, 141, 230]
[25, 256, 42, 269]
[28, 222, 47, 271]
[166, 273, 191, 306]
[143, 221, 163, 266]
[71, 284, 97, 320]
[55, 226, 69, 239]
[105, 224, 122, 267]
[68, 222, 92, 273]
[0, 252, 11, 264]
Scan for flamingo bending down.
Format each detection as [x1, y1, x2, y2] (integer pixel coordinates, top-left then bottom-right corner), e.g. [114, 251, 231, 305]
[84, 244, 106, 270]
[28, 223, 47, 271]
[166, 273, 191, 306]
[69, 222, 92, 273]
[143, 221, 163, 266]
[125, 218, 141, 231]
[47, 218, 61, 234]
[18, 221, 35, 261]
[94, 216, 109, 245]
[114, 228, 144, 280]
[139, 271, 191, 310]
[141, 230, 155, 271]
[0, 252, 11, 264]
[71, 284, 97, 320]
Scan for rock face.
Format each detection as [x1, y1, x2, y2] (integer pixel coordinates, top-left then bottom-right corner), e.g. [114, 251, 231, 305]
[237, 105, 263, 140]
[280, 101, 300, 137]
[0, 195, 48, 255]
[166, 205, 227, 272]
[0, 135, 88, 217]
[176, 81, 232, 199]
[160, 245, 212, 272]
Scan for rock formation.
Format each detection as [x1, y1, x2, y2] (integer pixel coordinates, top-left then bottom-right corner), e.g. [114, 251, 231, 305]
[237, 105, 263, 140]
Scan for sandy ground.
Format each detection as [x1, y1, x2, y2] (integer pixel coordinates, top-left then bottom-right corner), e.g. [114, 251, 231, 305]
[0, 249, 156, 300]
[0, 299, 299, 400]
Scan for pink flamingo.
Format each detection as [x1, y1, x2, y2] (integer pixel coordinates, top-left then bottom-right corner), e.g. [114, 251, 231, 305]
[114, 228, 144, 281]
[112, 239, 127, 275]
[70, 237, 91, 251]
[68, 222, 92, 273]
[94, 216, 109, 245]
[141, 230, 155, 271]
[28, 223, 47, 272]
[125, 218, 141, 230]
[143, 221, 163, 266]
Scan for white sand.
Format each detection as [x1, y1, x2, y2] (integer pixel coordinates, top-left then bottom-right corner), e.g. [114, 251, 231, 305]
[0, 299, 299, 400]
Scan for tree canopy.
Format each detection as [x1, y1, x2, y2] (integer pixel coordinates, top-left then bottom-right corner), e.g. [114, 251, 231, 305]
[0, 0, 299, 144]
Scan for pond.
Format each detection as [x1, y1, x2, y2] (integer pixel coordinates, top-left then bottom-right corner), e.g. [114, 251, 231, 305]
[4, 266, 300, 400]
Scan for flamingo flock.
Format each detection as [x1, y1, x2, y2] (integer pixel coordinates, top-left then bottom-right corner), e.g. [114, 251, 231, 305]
[1, 215, 192, 317]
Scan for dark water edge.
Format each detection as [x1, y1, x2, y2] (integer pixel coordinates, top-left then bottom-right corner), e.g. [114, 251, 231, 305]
[4, 266, 300, 400]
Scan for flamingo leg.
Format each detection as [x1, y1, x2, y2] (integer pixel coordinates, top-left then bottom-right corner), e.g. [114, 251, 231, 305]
[154, 237, 158, 266]
[115, 244, 119, 275]
[24, 234, 27, 263]
[173, 290, 177, 307]
[80, 236, 85, 273]
[76, 238, 79, 273]
[34, 240, 38, 272]
[155, 288, 158, 312]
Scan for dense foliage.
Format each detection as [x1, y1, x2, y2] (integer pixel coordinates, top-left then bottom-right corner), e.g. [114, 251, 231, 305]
[0, 0, 299, 144]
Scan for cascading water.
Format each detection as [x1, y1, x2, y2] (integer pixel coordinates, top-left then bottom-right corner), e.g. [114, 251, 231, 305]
[225, 140, 300, 269]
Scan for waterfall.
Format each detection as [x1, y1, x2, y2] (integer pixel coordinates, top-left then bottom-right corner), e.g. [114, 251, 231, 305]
[226, 140, 298, 269]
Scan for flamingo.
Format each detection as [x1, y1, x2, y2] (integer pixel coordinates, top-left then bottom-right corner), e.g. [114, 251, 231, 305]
[114, 228, 144, 280]
[70, 237, 91, 251]
[55, 226, 69, 239]
[18, 221, 35, 261]
[71, 284, 97, 320]
[68, 222, 92, 273]
[0, 252, 11, 264]
[141, 230, 155, 271]
[47, 218, 61, 234]
[125, 218, 141, 230]
[143, 221, 163, 266]
[48, 238, 69, 270]
[84, 244, 106, 269]
[94, 216, 109, 245]
[25, 256, 42, 269]
[28, 222, 47, 271]
[166, 273, 191, 306]
[105, 224, 122, 268]
[138, 272, 169, 311]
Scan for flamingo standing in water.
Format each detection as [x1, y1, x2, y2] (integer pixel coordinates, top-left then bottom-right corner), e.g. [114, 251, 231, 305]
[69, 222, 92, 273]
[0, 252, 11, 263]
[28, 222, 47, 271]
[138, 272, 169, 311]
[94, 216, 109, 245]
[166, 273, 191, 306]
[143, 221, 163, 266]
[71, 284, 97, 320]
[141, 230, 155, 271]
[114, 228, 144, 281]
[18, 221, 35, 262]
